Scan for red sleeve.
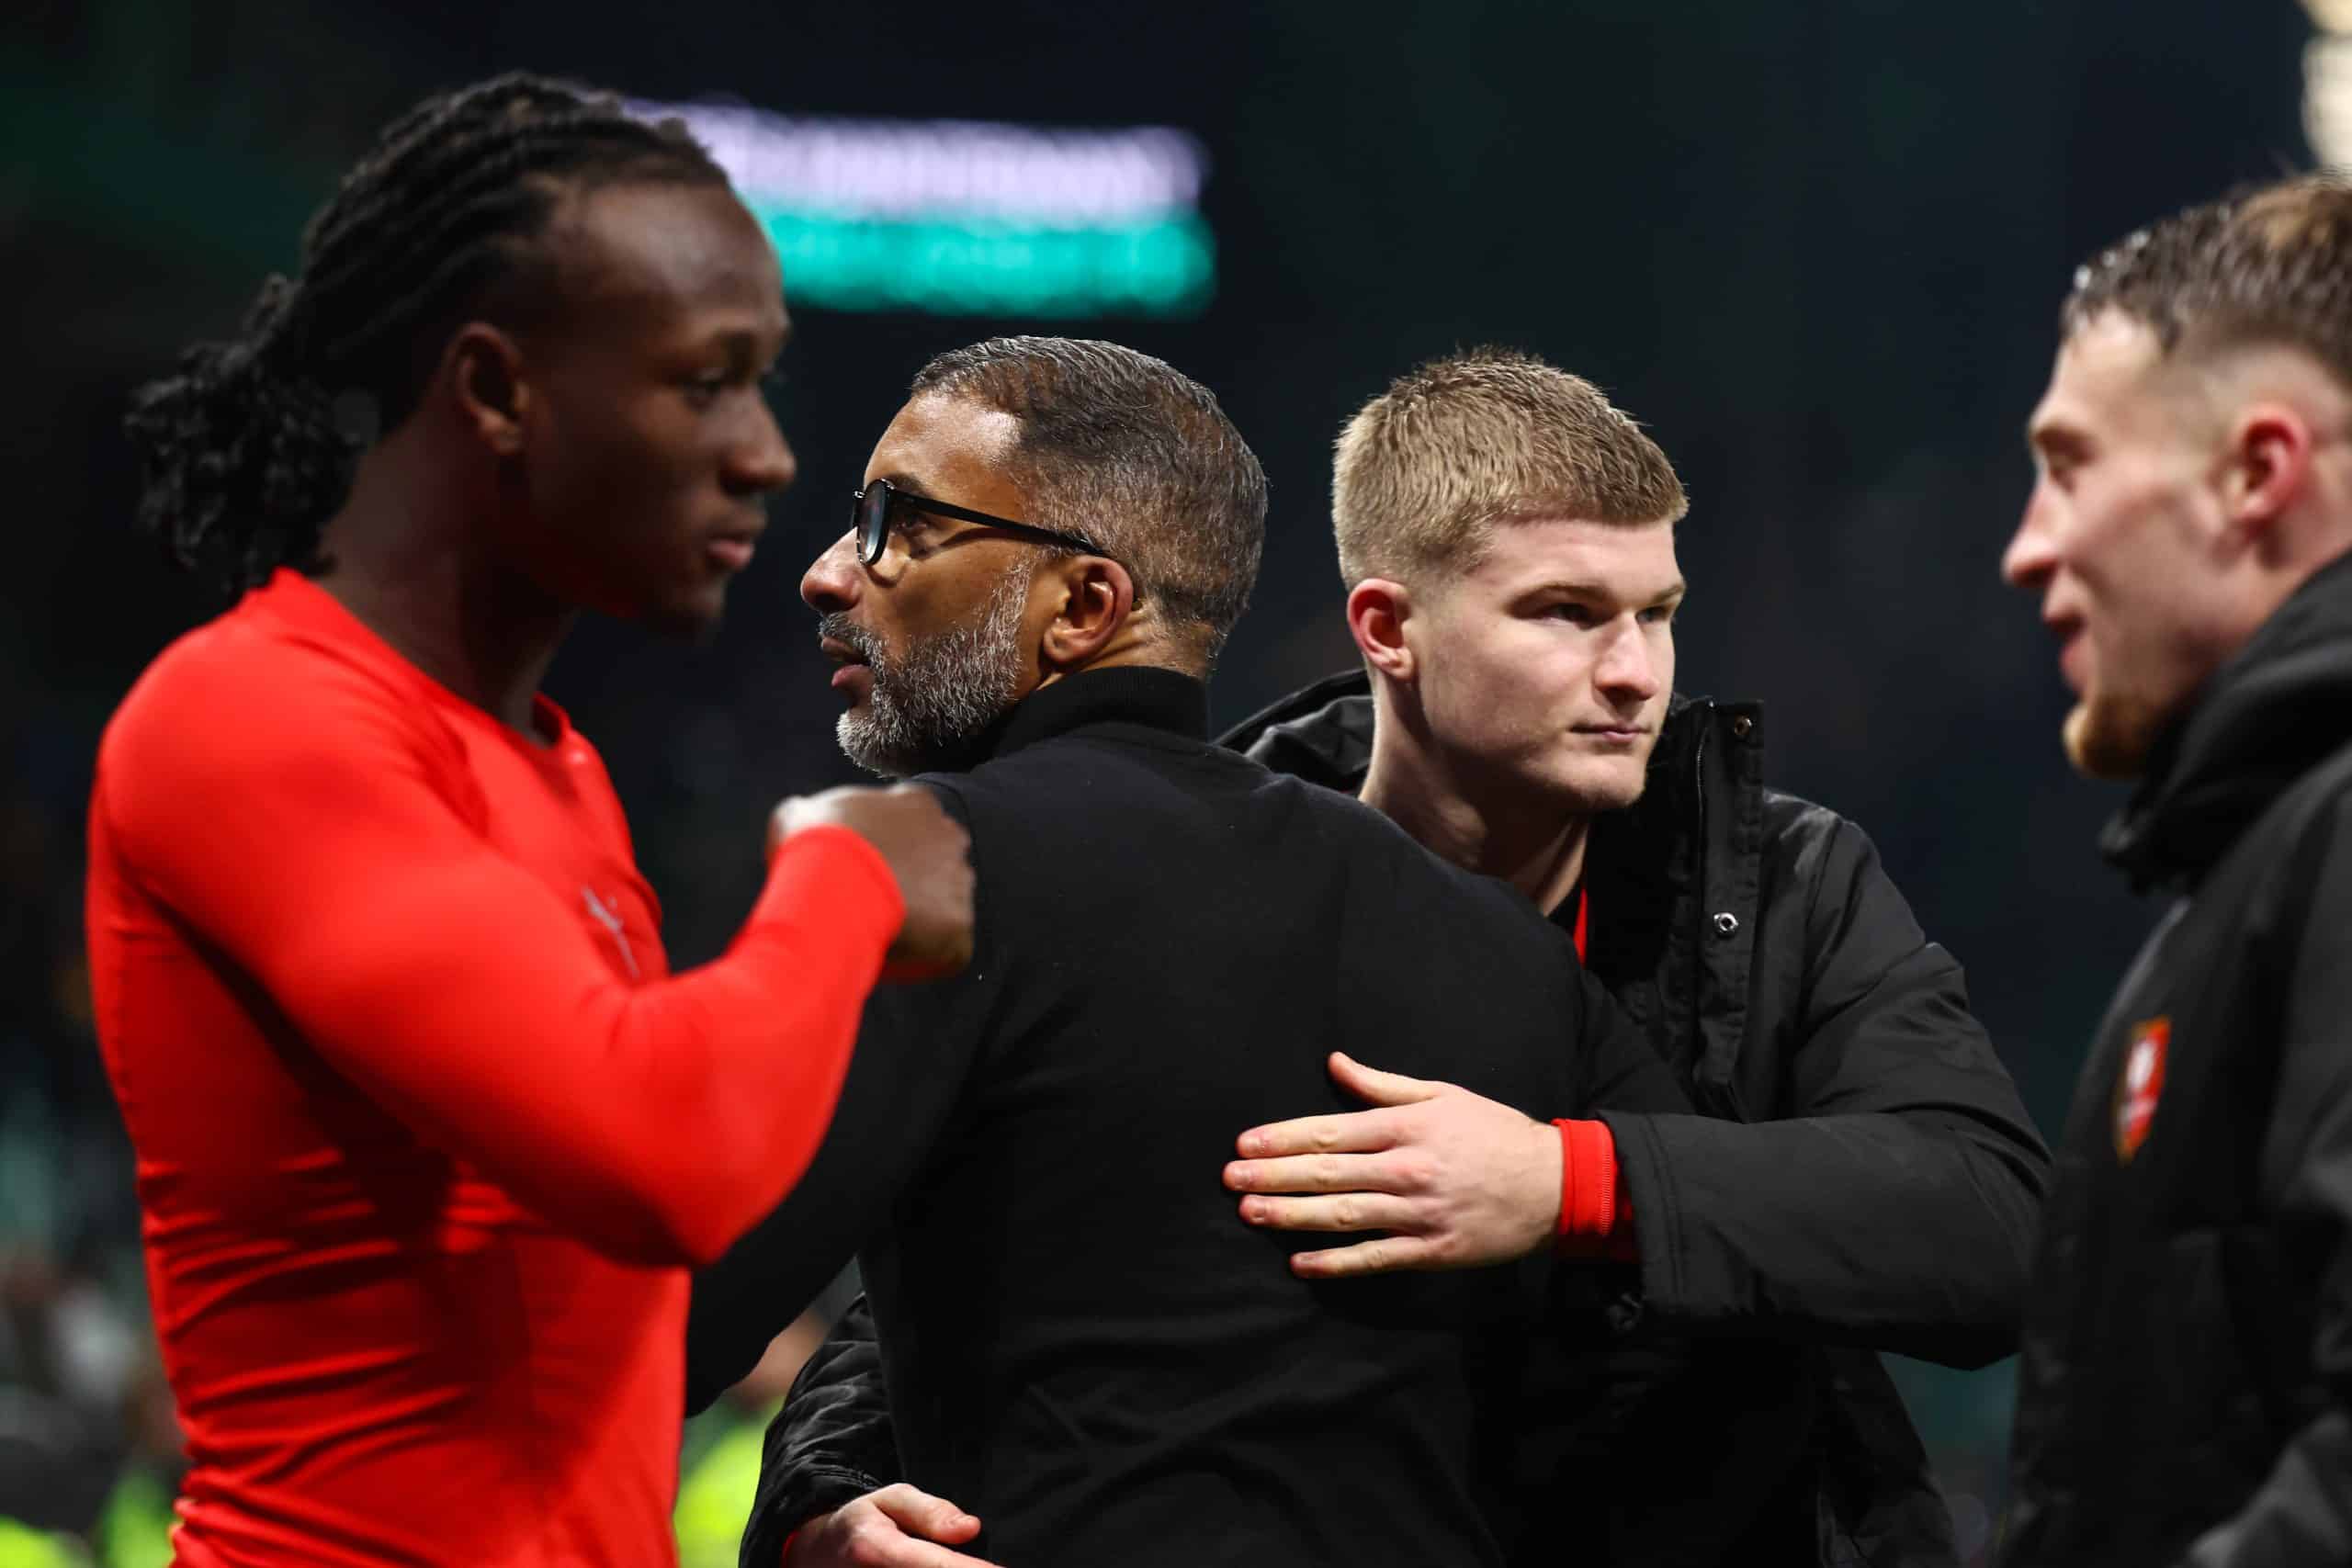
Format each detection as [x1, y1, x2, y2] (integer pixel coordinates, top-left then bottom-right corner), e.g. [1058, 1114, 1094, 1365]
[96, 644, 904, 1269]
[1554, 1118, 1638, 1262]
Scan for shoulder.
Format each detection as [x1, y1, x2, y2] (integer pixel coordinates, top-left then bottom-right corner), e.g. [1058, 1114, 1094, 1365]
[2246, 751, 2352, 936]
[109, 605, 412, 763]
[97, 599, 466, 847]
[1757, 786, 1875, 886]
[944, 728, 1544, 917]
[943, 726, 1277, 828]
[1749, 788, 1940, 961]
[2267, 739, 2352, 851]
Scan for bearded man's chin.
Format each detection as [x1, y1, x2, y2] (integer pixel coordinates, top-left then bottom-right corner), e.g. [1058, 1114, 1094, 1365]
[2062, 694, 2166, 782]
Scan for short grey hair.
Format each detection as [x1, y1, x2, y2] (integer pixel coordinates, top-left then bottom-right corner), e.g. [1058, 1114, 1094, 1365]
[910, 336, 1267, 666]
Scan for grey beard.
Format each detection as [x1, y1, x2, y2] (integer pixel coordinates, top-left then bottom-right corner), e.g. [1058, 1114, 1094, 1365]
[829, 564, 1033, 778]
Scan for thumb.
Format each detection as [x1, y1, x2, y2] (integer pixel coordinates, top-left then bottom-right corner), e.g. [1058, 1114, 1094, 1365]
[873, 1483, 982, 1542]
[1329, 1050, 1443, 1107]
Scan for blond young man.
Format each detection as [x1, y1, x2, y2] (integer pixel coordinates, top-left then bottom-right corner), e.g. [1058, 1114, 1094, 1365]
[752, 352, 2048, 1568]
[2000, 175, 2352, 1566]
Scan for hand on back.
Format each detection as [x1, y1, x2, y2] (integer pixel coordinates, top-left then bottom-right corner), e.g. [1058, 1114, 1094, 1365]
[1223, 1052, 1561, 1275]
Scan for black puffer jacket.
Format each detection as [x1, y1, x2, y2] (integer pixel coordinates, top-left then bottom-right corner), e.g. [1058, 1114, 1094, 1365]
[749, 679, 2051, 1566]
[2005, 551, 2352, 1566]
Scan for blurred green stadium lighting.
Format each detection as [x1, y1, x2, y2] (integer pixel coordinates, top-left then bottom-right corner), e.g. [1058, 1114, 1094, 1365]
[636, 101, 1217, 319]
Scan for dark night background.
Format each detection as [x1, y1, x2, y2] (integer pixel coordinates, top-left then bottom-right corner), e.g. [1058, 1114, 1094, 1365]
[0, 2, 2323, 1562]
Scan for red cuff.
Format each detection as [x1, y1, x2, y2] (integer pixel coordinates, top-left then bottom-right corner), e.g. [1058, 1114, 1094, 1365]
[1552, 1118, 1637, 1261]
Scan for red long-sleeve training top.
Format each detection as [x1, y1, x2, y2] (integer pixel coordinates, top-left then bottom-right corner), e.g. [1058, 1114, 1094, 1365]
[83, 569, 903, 1567]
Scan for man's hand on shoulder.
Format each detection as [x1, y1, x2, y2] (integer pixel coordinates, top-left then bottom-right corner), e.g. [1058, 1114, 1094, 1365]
[785, 1484, 998, 1568]
[772, 785, 976, 978]
[1223, 1052, 1561, 1276]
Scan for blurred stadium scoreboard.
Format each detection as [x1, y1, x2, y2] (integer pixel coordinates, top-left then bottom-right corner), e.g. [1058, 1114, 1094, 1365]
[632, 100, 1215, 319]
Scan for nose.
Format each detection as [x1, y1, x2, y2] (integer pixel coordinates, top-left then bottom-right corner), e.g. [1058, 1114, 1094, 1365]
[726, 400, 798, 498]
[1594, 620, 1662, 705]
[2002, 482, 2060, 592]
[801, 529, 864, 615]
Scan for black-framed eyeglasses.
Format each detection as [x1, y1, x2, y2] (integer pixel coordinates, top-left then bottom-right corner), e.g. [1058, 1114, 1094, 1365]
[850, 478, 1122, 570]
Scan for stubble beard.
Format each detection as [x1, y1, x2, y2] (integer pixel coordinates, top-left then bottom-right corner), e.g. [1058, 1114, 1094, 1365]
[828, 565, 1035, 778]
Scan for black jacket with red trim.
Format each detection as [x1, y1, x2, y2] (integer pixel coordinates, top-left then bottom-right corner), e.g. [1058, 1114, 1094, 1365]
[2006, 551, 2352, 1566]
[725, 677, 2052, 1567]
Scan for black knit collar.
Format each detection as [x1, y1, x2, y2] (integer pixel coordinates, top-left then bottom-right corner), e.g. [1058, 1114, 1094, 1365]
[984, 665, 1211, 761]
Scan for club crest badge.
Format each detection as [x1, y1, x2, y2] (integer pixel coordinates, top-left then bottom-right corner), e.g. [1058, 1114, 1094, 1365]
[2113, 1015, 2168, 1163]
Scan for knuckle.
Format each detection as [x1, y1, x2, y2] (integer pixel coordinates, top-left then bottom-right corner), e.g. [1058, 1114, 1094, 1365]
[1314, 1154, 1342, 1187]
[1333, 1196, 1360, 1229]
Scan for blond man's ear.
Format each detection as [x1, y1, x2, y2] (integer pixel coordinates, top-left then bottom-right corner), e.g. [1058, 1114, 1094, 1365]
[1347, 579, 1418, 683]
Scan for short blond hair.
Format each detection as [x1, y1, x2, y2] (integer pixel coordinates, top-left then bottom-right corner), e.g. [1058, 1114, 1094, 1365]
[1332, 348, 1687, 588]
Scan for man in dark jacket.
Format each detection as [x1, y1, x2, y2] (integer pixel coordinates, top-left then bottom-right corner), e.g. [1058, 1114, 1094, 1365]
[754, 351, 2050, 1567]
[1998, 176, 2352, 1564]
[684, 336, 1691, 1568]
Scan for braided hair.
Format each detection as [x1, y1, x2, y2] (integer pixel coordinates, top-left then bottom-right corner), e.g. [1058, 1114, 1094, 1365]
[125, 73, 731, 594]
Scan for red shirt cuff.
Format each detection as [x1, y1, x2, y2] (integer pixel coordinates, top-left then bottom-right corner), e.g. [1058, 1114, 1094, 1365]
[1553, 1118, 1637, 1261]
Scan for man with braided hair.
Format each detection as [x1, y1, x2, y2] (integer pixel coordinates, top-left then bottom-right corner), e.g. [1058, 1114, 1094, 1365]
[86, 73, 973, 1566]
[2002, 174, 2352, 1563]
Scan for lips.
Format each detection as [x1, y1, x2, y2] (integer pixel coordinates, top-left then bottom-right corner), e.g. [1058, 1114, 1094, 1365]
[2045, 612, 2090, 694]
[705, 517, 767, 573]
[818, 631, 875, 700]
[2056, 627, 2091, 694]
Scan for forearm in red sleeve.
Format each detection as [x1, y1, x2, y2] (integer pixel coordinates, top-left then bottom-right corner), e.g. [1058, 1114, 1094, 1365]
[99, 678, 904, 1268]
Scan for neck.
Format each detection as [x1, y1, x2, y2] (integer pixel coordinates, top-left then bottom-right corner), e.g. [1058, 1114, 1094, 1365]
[1360, 728, 1592, 916]
[313, 434, 574, 736]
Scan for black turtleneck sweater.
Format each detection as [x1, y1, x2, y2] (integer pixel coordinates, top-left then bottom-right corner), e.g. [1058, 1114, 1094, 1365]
[686, 665, 1686, 1568]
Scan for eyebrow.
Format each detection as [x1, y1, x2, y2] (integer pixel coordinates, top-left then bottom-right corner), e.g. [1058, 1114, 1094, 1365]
[699, 319, 791, 364]
[1519, 579, 1688, 605]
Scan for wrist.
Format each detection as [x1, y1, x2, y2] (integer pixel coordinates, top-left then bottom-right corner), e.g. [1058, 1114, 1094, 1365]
[1524, 1113, 1565, 1255]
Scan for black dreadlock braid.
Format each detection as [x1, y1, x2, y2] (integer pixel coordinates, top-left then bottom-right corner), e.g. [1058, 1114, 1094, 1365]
[124, 73, 731, 594]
